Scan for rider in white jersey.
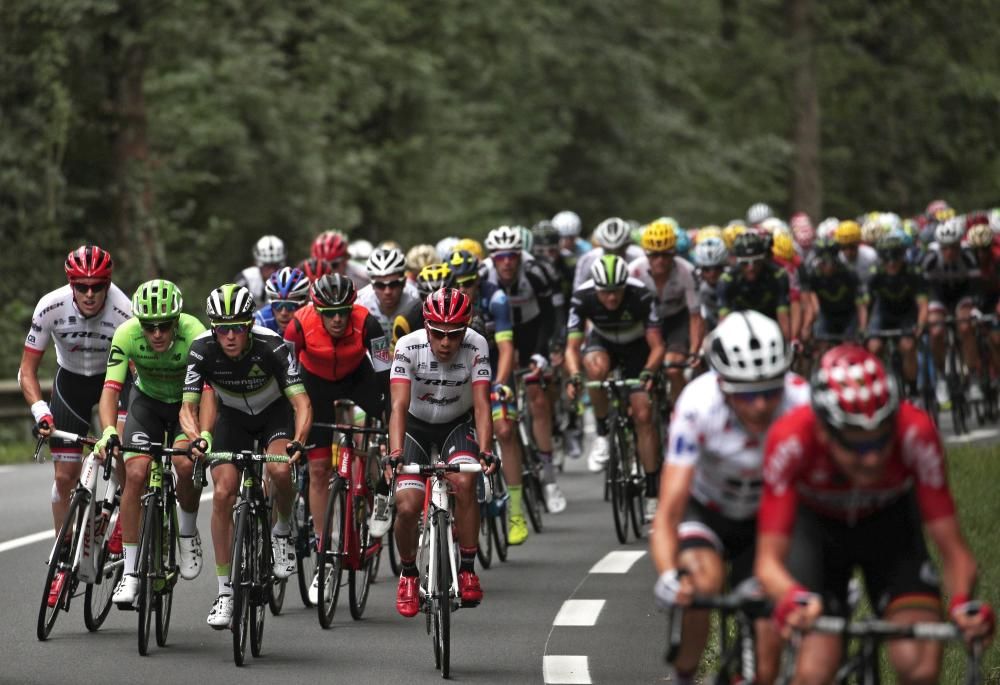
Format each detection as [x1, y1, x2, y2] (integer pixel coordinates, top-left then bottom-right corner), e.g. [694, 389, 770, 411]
[573, 217, 645, 291]
[356, 247, 421, 341]
[234, 235, 286, 303]
[650, 311, 807, 685]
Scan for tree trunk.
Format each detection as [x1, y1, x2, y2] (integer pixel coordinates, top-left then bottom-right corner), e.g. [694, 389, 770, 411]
[787, 0, 821, 220]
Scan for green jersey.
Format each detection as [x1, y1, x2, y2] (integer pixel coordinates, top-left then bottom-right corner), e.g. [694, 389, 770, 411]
[104, 313, 206, 403]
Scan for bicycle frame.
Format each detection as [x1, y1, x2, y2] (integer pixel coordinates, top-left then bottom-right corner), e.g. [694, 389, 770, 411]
[335, 430, 384, 571]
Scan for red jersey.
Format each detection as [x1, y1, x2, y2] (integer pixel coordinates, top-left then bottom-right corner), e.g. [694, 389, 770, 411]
[284, 303, 391, 382]
[758, 402, 956, 534]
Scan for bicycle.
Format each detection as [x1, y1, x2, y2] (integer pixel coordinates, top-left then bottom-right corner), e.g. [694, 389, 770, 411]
[477, 464, 508, 569]
[312, 420, 387, 628]
[205, 450, 290, 667]
[290, 459, 317, 608]
[941, 315, 971, 435]
[971, 313, 998, 425]
[35, 429, 123, 640]
[585, 373, 645, 543]
[398, 459, 485, 679]
[512, 368, 546, 533]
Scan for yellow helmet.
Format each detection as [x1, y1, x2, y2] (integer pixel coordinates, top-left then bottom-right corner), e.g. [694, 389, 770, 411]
[722, 223, 747, 249]
[452, 238, 485, 261]
[771, 230, 796, 261]
[835, 220, 861, 246]
[641, 220, 677, 252]
[695, 226, 723, 244]
[416, 262, 454, 296]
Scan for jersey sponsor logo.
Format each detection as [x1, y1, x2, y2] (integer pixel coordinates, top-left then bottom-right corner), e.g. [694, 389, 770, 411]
[107, 345, 126, 367]
[394, 352, 411, 363]
[113, 305, 130, 318]
[414, 376, 468, 387]
[31, 322, 42, 332]
[129, 431, 150, 447]
[188, 350, 204, 361]
[70, 344, 110, 353]
[405, 342, 429, 351]
[901, 425, 944, 488]
[474, 354, 488, 366]
[26, 334, 36, 344]
[394, 366, 406, 374]
[101, 320, 117, 329]
[184, 365, 200, 386]
[40, 301, 64, 316]
[476, 369, 490, 377]
[417, 393, 461, 405]
[248, 363, 267, 378]
[371, 336, 390, 365]
[68, 316, 77, 324]
[450, 363, 465, 370]
[673, 434, 697, 455]
[57, 331, 112, 341]
[763, 435, 802, 495]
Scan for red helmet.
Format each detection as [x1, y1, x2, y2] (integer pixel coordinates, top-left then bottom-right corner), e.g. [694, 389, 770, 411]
[311, 230, 349, 262]
[300, 257, 333, 282]
[423, 288, 472, 325]
[812, 345, 898, 432]
[65, 245, 113, 281]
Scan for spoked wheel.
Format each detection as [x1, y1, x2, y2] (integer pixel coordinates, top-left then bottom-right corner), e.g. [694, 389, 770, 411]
[154, 503, 177, 647]
[522, 471, 545, 533]
[432, 510, 452, 678]
[231, 506, 251, 667]
[37, 492, 86, 641]
[387, 509, 401, 577]
[609, 429, 630, 544]
[85, 533, 123, 632]
[949, 372, 969, 435]
[348, 496, 377, 619]
[294, 490, 316, 608]
[317, 479, 346, 629]
[250, 514, 267, 658]
[491, 506, 509, 563]
[476, 503, 493, 569]
[136, 501, 158, 656]
[268, 491, 287, 616]
[623, 433, 645, 540]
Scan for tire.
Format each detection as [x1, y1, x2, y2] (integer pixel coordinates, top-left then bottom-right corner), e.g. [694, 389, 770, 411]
[609, 429, 630, 544]
[388, 509, 401, 577]
[268, 490, 287, 616]
[434, 509, 452, 678]
[293, 490, 316, 608]
[491, 507, 508, 563]
[231, 504, 250, 667]
[37, 492, 86, 641]
[136, 498, 157, 656]
[624, 431, 645, 540]
[84, 526, 122, 632]
[154, 501, 177, 647]
[250, 512, 267, 658]
[476, 503, 493, 569]
[522, 470, 544, 534]
[317, 479, 346, 629]
[348, 493, 376, 619]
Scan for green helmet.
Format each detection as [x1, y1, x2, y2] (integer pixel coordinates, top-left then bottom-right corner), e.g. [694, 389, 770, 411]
[132, 279, 183, 321]
[591, 254, 628, 289]
[206, 283, 256, 323]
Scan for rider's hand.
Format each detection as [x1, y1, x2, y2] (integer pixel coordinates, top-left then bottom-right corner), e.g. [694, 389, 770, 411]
[492, 383, 513, 403]
[565, 373, 582, 401]
[687, 353, 703, 370]
[382, 448, 403, 483]
[529, 353, 549, 373]
[479, 450, 499, 475]
[30, 401, 54, 439]
[93, 425, 120, 462]
[638, 368, 656, 392]
[790, 338, 804, 355]
[189, 431, 212, 460]
[286, 439, 305, 464]
[773, 585, 822, 637]
[950, 596, 996, 646]
[653, 568, 694, 609]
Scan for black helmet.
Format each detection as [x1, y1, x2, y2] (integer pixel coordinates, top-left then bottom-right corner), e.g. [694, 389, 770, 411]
[311, 273, 356, 308]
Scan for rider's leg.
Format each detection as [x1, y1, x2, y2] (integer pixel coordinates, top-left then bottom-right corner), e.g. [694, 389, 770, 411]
[671, 547, 725, 675]
[171, 438, 199, 534]
[209, 463, 238, 590]
[583, 351, 611, 429]
[307, 452, 332, 541]
[629, 391, 659, 486]
[266, 438, 294, 524]
[957, 301, 980, 373]
[51, 458, 82, 535]
[900, 336, 918, 385]
[927, 305, 947, 372]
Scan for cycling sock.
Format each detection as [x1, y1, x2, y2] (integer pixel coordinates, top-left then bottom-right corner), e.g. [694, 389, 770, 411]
[645, 468, 661, 498]
[459, 546, 477, 573]
[401, 557, 418, 578]
[507, 485, 523, 518]
[595, 416, 609, 437]
[538, 451, 555, 482]
[124, 543, 138, 575]
[177, 507, 198, 536]
[375, 477, 390, 496]
[271, 519, 291, 536]
[217, 574, 231, 596]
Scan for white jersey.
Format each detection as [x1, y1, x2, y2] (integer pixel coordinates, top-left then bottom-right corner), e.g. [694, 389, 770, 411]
[839, 243, 878, 286]
[345, 261, 371, 290]
[573, 245, 644, 291]
[25, 283, 132, 377]
[356, 284, 420, 340]
[627, 255, 700, 318]
[235, 266, 267, 303]
[391, 328, 492, 423]
[666, 370, 810, 520]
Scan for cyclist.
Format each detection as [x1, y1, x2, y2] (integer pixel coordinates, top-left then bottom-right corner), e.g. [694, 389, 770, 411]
[790, 212, 816, 256]
[310, 230, 370, 289]
[628, 221, 703, 404]
[253, 266, 311, 335]
[388, 288, 498, 617]
[95, 280, 207, 606]
[756, 345, 995, 685]
[865, 231, 929, 396]
[405, 244, 439, 287]
[20, 246, 131, 552]
[573, 217, 644, 290]
[180, 284, 312, 627]
[391, 262, 455, 347]
[922, 218, 983, 406]
[282, 273, 390, 603]
[717, 231, 791, 339]
[565, 255, 665, 519]
[235, 235, 286, 303]
[357, 247, 422, 341]
[835, 220, 878, 287]
[551, 210, 591, 264]
[651, 311, 807, 685]
[483, 225, 567, 513]
[746, 202, 775, 228]
[799, 237, 867, 354]
[966, 220, 1000, 373]
[691, 237, 728, 332]
[300, 256, 334, 283]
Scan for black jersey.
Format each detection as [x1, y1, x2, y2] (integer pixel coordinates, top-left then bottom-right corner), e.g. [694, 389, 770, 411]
[567, 278, 659, 344]
[799, 260, 864, 318]
[717, 261, 790, 320]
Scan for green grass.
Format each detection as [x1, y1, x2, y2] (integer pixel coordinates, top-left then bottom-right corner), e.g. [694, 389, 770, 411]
[0, 439, 38, 464]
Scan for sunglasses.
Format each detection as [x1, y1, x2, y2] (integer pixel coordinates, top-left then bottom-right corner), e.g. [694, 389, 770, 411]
[730, 387, 784, 403]
[140, 320, 176, 333]
[271, 300, 303, 313]
[456, 276, 479, 288]
[213, 321, 250, 334]
[372, 279, 406, 291]
[72, 282, 108, 294]
[700, 266, 723, 274]
[317, 306, 352, 319]
[646, 251, 675, 260]
[830, 428, 893, 453]
[736, 256, 765, 265]
[879, 249, 905, 262]
[426, 325, 466, 340]
[492, 251, 519, 263]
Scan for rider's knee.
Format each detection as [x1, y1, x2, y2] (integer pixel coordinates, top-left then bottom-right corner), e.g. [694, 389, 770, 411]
[494, 418, 513, 441]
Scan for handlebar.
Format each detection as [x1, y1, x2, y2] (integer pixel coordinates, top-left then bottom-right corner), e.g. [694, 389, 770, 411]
[584, 378, 644, 390]
[808, 616, 962, 640]
[399, 462, 484, 476]
[311, 422, 388, 437]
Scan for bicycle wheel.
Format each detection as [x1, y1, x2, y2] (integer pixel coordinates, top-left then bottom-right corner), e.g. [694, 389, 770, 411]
[136, 497, 158, 656]
[348, 494, 377, 619]
[522, 469, 545, 533]
[267, 489, 287, 616]
[317, 479, 346, 629]
[231, 504, 251, 666]
[250, 511, 267, 658]
[155, 499, 177, 647]
[491, 507, 508, 563]
[433, 510, 452, 678]
[293, 490, 316, 607]
[623, 431, 645, 540]
[387, 509, 401, 577]
[476, 503, 493, 569]
[609, 428, 630, 544]
[84, 521, 123, 632]
[37, 492, 86, 640]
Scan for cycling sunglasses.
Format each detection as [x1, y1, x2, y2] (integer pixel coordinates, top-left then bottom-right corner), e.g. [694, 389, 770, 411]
[878, 249, 905, 262]
[491, 251, 520, 263]
[730, 387, 784, 403]
[646, 250, 675, 260]
[317, 305, 352, 319]
[456, 275, 480, 288]
[700, 265, 723, 275]
[270, 300, 303, 313]
[72, 282, 109, 294]
[735, 256, 765, 265]
[213, 321, 251, 334]
[831, 427, 894, 453]
[372, 279, 406, 291]
[426, 325, 467, 340]
[140, 319, 177, 333]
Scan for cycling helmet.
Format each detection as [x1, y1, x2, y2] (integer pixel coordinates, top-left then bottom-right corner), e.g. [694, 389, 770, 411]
[265, 267, 311, 302]
[675, 228, 692, 257]
[423, 288, 472, 325]
[590, 254, 629, 289]
[65, 245, 113, 281]
[447, 250, 480, 282]
[552, 210, 582, 238]
[746, 202, 774, 226]
[518, 226, 534, 254]
[722, 223, 746, 249]
[880, 212, 902, 233]
[812, 345, 898, 432]
[860, 217, 885, 246]
[732, 231, 767, 259]
[435, 236, 460, 261]
[696, 225, 723, 244]
[813, 237, 840, 261]
[311, 273, 356, 308]
[705, 310, 791, 392]
[132, 280, 183, 321]
[532, 220, 559, 248]
[453, 238, 485, 260]
[593, 217, 631, 250]
[484, 225, 523, 252]
[311, 230, 349, 262]
[378, 239, 403, 252]
[759, 217, 787, 235]
[875, 231, 907, 260]
[252, 235, 286, 266]
[772, 230, 796, 261]
[406, 244, 439, 273]
[416, 263, 455, 296]
[926, 199, 954, 223]
[816, 217, 840, 241]
[966, 223, 993, 249]
[348, 239, 374, 262]
[365, 247, 407, 278]
[935, 218, 964, 246]
[693, 236, 728, 268]
[640, 220, 677, 252]
[834, 220, 861, 246]
[300, 257, 333, 282]
[206, 284, 256, 322]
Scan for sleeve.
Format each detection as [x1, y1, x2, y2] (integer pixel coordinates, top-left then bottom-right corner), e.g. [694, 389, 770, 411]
[640, 288, 660, 329]
[665, 384, 703, 467]
[267, 335, 305, 397]
[527, 264, 556, 356]
[910, 267, 929, 300]
[901, 409, 957, 523]
[364, 313, 392, 373]
[390, 341, 414, 385]
[489, 290, 514, 344]
[566, 290, 586, 339]
[471, 335, 492, 385]
[103, 325, 133, 391]
[756, 418, 807, 536]
[681, 264, 700, 313]
[283, 313, 305, 362]
[182, 339, 209, 403]
[24, 299, 52, 354]
[774, 269, 790, 310]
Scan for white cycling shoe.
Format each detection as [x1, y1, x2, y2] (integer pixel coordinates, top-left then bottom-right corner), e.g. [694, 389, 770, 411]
[271, 534, 296, 580]
[112, 575, 139, 607]
[544, 483, 567, 514]
[178, 532, 203, 580]
[644, 497, 658, 524]
[369, 494, 392, 539]
[308, 569, 332, 606]
[587, 436, 610, 473]
[934, 378, 951, 408]
[207, 593, 233, 630]
[968, 381, 984, 403]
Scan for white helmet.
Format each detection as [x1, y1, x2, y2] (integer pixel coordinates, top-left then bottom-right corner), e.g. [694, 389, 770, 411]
[759, 217, 787, 234]
[594, 217, 631, 250]
[590, 254, 629, 289]
[485, 225, 523, 252]
[365, 247, 407, 277]
[816, 217, 840, 241]
[435, 236, 460, 261]
[552, 210, 582, 238]
[253, 235, 286, 266]
[693, 236, 728, 268]
[348, 239, 373, 262]
[704, 310, 791, 392]
[935, 218, 964, 246]
[746, 203, 774, 226]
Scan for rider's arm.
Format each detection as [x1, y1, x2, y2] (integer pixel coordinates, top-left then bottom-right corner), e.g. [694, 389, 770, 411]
[472, 381, 493, 455]
[925, 515, 979, 602]
[288, 390, 312, 445]
[564, 334, 583, 377]
[18, 347, 46, 407]
[99, 326, 133, 431]
[495, 339, 515, 387]
[179, 397, 201, 441]
[687, 311, 704, 358]
[490, 289, 515, 386]
[388, 381, 410, 454]
[643, 326, 666, 372]
[651, 462, 695, 574]
[801, 292, 818, 340]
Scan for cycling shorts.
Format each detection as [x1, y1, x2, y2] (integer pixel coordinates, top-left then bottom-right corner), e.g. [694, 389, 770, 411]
[395, 412, 479, 494]
[121, 389, 186, 462]
[583, 332, 650, 388]
[211, 400, 292, 458]
[867, 305, 918, 337]
[302, 364, 385, 449]
[678, 497, 757, 587]
[659, 309, 690, 355]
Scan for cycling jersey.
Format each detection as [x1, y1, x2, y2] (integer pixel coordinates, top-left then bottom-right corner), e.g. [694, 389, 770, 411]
[183, 325, 305, 415]
[759, 402, 956, 532]
[717, 262, 790, 320]
[253, 303, 280, 333]
[356, 283, 421, 343]
[482, 256, 562, 363]
[627, 255, 699, 318]
[567, 278, 659, 345]
[799, 259, 864, 319]
[867, 263, 928, 321]
[235, 266, 267, 303]
[25, 283, 132, 376]
[390, 328, 492, 424]
[392, 299, 424, 351]
[573, 246, 644, 291]
[698, 278, 722, 331]
[284, 303, 391, 381]
[666, 371, 810, 520]
[104, 314, 206, 403]
[920, 247, 981, 307]
[840, 244, 878, 286]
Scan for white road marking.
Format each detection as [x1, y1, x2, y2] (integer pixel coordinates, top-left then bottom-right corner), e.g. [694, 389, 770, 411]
[589, 550, 646, 574]
[543, 655, 592, 684]
[554, 599, 605, 626]
[945, 427, 999, 444]
[0, 466, 15, 474]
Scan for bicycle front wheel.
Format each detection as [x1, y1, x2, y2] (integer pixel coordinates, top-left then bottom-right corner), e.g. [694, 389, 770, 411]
[136, 497, 158, 656]
[522, 468, 545, 533]
[231, 504, 251, 666]
[433, 509, 452, 678]
[387, 509, 401, 577]
[609, 428, 630, 544]
[293, 489, 316, 608]
[317, 479, 346, 629]
[84, 523, 123, 631]
[348, 494, 376, 619]
[268, 488, 287, 616]
[37, 491, 86, 640]
[491, 509, 508, 563]
[155, 498, 177, 647]
[250, 511, 267, 658]
[476, 503, 493, 569]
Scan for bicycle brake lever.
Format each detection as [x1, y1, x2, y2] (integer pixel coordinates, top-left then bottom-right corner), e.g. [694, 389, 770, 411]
[32, 435, 46, 463]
